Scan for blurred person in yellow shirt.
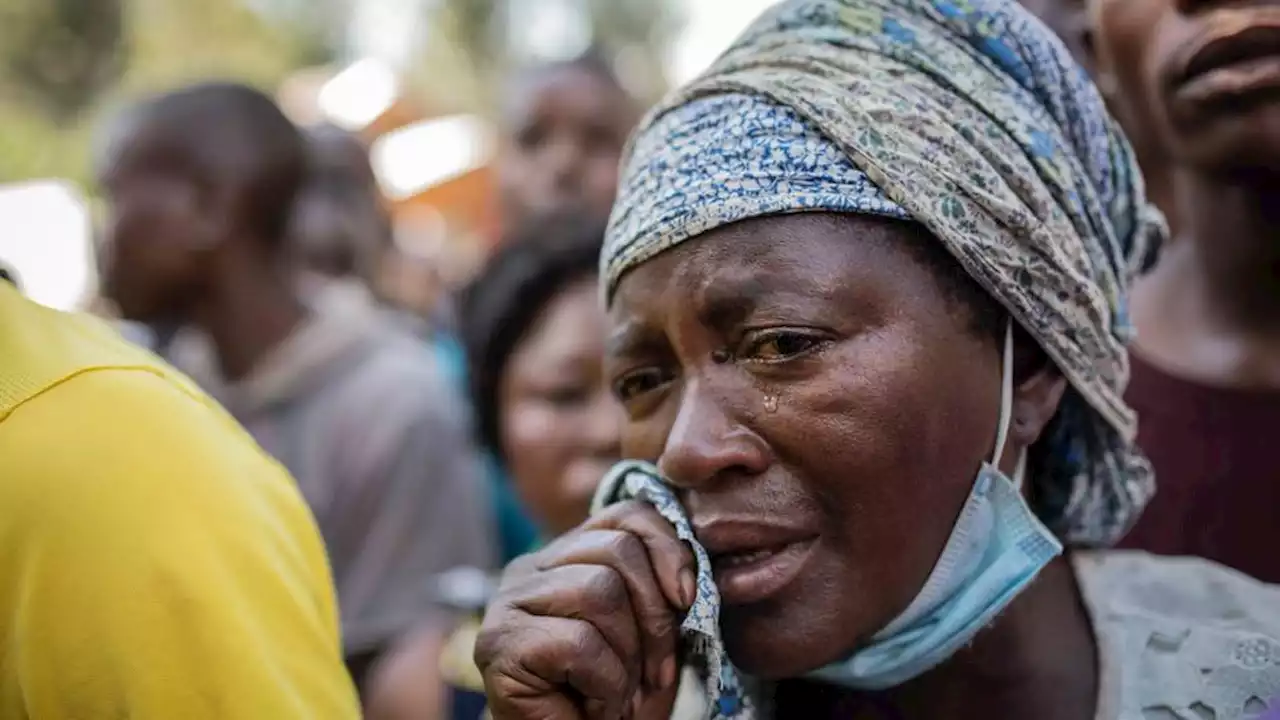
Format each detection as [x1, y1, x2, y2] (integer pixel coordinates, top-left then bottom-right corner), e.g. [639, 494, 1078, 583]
[0, 280, 360, 717]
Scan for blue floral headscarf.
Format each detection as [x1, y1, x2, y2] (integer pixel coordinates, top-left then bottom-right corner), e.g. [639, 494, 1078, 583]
[601, 0, 1167, 549]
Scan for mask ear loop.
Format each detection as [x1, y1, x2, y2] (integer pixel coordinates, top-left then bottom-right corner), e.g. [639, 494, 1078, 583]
[990, 320, 1029, 489]
[991, 320, 1015, 467]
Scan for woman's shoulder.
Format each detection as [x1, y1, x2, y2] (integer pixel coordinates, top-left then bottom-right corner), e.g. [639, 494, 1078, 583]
[1073, 550, 1280, 720]
[1075, 550, 1280, 629]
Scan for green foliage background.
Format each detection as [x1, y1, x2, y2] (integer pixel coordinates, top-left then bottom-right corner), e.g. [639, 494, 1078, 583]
[0, 0, 681, 186]
[0, 0, 319, 186]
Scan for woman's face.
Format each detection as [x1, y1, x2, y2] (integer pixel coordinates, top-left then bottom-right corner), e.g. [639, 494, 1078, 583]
[1093, 0, 1280, 174]
[500, 277, 622, 537]
[605, 214, 1008, 678]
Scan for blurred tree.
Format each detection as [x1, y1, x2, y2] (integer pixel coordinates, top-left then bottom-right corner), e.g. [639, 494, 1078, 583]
[411, 0, 502, 113]
[0, 0, 321, 185]
[119, 0, 317, 93]
[240, 0, 345, 65]
[425, 0, 682, 113]
[0, 0, 125, 122]
[585, 0, 682, 101]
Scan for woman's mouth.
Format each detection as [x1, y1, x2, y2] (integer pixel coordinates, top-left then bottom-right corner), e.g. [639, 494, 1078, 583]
[705, 536, 817, 606]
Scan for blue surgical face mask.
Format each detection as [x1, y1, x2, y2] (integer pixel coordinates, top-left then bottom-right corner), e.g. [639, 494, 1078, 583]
[809, 320, 1064, 691]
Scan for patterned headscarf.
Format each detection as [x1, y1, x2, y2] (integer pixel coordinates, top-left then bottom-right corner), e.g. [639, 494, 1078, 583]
[601, 0, 1167, 548]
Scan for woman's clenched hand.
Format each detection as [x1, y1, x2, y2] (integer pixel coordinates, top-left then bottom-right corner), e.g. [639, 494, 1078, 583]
[475, 502, 697, 720]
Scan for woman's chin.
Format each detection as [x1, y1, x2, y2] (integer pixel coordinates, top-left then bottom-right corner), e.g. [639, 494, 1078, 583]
[720, 603, 857, 679]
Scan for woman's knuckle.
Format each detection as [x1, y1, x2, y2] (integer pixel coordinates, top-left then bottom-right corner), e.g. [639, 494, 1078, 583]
[579, 565, 630, 615]
[603, 529, 647, 566]
[648, 607, 676, 638]
[473, 624, 506, 669]
[496, 558, 543, 594]
[564, 620, 603, 657]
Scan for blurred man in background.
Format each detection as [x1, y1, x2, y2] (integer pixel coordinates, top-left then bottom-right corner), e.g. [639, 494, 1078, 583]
[97, 82, 494, 718]
[496, 50, 639, 232]
[1092, 0, 1280, 582]
[290, 124, 470, 382]
[0, 264, 359, 718]
[288, 119, 539, 593]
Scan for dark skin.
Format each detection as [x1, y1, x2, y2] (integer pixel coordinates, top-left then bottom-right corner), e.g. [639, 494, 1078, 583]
[1094, 0, 1280, 389]
[475, 214, 1095, 720]
[99, 100, 445, 720]
[497, 63, 638, 230]
[97, 109, 306, 382]
[499, 278, 622, 537]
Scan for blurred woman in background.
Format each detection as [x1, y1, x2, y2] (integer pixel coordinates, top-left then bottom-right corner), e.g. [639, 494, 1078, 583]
[436, 217, 615, 720]
[440, 216, 707, 719]
[461, 216, 618, 542]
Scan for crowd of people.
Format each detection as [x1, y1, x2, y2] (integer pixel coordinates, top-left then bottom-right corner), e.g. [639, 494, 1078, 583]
[2, 0, 1279, 718]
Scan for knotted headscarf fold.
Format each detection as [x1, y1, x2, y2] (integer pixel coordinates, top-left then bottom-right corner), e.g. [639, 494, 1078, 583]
[601, 0, 1167, 548]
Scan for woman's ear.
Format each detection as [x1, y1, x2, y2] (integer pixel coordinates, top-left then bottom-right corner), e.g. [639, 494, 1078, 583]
[1010, 331, 1068, 449]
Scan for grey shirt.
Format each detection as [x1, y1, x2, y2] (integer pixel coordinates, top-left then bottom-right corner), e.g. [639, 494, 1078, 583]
[168, 281, 494, 654]
[1076, 551, 1280, 720]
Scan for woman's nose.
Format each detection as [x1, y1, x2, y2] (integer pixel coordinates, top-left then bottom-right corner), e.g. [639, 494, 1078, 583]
[657, 380, 771, 490]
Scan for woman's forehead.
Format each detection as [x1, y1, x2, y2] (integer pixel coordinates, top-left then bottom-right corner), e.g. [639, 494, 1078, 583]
[613, 214, 912, 296]
[605, 213, 939, 343]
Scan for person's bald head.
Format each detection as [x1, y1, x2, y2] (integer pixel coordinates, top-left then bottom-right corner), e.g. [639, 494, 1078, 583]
[102, 83, 305, 243]
[97, 82, 306, 323]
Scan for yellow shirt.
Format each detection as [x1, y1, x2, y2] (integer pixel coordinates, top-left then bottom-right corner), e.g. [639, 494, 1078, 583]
[0, 284, 360, 719]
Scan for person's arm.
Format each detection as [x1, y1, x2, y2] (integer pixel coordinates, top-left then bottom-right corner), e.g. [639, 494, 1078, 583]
[0, 368, 360, 719]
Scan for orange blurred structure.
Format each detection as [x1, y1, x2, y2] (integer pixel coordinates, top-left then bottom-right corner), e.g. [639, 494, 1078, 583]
[279, 63, 501, 304]
[394, 165, 500, 251]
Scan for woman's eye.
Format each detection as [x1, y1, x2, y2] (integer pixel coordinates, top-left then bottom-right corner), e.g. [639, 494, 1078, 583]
[612, 367, 671, 402]
[743, 330, 825, 361]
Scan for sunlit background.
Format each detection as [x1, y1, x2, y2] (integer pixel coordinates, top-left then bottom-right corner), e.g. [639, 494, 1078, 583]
[0, 0, 779, 310]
